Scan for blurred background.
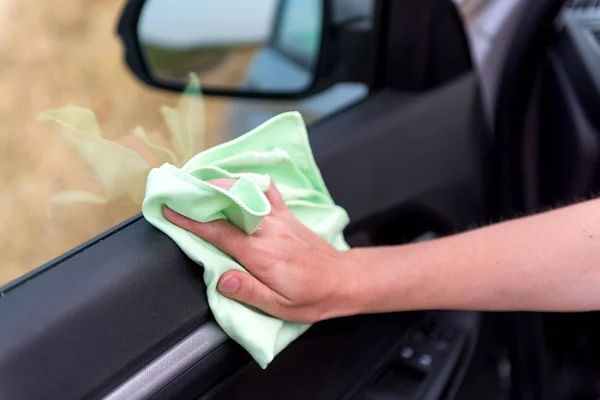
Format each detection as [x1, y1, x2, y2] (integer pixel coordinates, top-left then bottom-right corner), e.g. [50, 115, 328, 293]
[0, 0, 219, 284]
[0, 0, 514, 286]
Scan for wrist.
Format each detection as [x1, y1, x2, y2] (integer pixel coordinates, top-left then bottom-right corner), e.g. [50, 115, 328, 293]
[321, 248, 373, 320]
[323, 244, 441, 320]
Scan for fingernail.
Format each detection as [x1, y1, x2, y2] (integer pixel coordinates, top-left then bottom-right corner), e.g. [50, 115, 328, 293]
[219, 276, 240, 294]
[163, 206, 176, 218]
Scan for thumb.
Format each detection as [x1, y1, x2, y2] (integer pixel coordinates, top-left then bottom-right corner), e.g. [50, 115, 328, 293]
[217, 271, 280, 315]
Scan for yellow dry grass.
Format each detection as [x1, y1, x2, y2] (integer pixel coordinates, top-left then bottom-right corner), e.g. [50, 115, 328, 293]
[0, 0, 253, 285]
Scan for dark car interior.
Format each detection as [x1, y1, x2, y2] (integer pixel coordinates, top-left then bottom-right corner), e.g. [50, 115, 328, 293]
[1, 0, 600, 399]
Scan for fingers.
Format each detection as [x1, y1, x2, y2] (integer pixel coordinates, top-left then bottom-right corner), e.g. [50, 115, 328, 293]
[206, 178, 236, 191]
[163, 206, 251, 257]
[218, 270, 281, 316]
[165, 206, 285, 317]
[264, 180, 287, 213]
[162, 177, 288, 258]
[206, 178, 286, 211]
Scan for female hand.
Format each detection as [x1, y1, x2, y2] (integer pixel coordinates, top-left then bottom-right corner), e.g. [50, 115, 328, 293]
[163, 179, 357, 324]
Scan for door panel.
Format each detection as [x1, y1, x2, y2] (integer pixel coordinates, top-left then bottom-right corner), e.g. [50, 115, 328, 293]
[312, 73, 488, 240]
[0, 217, 211, 400]
[0, 64, 487, 399]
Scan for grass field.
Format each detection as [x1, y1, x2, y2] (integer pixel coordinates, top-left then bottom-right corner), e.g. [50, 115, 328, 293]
[143, 42, 259, 85]
[0, 0, 250, 285]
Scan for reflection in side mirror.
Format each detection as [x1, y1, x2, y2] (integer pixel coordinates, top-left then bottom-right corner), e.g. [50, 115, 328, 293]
[137, 0, 324, 95]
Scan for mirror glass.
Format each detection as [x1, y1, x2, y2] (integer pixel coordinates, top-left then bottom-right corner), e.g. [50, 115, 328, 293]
[138, 0, 323, 93]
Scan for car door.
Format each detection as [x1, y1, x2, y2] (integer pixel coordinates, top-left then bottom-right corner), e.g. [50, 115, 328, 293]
[1, 1, 491, 399]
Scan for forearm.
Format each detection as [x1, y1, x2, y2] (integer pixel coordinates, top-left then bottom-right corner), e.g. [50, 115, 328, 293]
[341, 198, 600, 316]
[166, 179, 600, 324]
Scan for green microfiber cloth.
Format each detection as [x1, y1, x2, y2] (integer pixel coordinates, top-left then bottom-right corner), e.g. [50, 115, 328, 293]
[142, 112, 350, 368]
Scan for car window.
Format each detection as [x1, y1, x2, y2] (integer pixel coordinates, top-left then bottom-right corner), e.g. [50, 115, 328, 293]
[0, 0, 372, 287]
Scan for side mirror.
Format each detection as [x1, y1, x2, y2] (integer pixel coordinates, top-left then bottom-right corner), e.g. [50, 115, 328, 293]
[117, 0, 368, 99]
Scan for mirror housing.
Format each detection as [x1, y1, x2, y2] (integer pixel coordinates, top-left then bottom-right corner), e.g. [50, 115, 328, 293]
[118, 0, 375, 100]
[117, 0, 374, 100]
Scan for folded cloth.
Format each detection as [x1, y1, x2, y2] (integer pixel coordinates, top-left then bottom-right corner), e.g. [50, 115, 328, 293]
[142, 111, 350, 368]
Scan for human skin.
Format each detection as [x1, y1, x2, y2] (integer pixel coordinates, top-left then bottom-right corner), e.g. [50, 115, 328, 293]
[163, 179, 600, 324]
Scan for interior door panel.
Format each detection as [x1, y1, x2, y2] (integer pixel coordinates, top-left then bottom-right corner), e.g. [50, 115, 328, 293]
[0, 65, 487, 399]
[0, 217, 213, 400]
[313, 73, 489, 243]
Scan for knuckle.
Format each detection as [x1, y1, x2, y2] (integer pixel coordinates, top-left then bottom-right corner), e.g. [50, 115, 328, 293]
[256, 246, 285, 270]
[245, 237, 266, 255]
[182, 219, 209, 238]
[267, 202, 284, 216]
[182, 218, 207, 235]
[254, 243, 274, 258]
[212, 222, 230, 241]
[258, 216, 276, 231]
[245, 279, 259, 302]
[198, 220, 232, 244]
